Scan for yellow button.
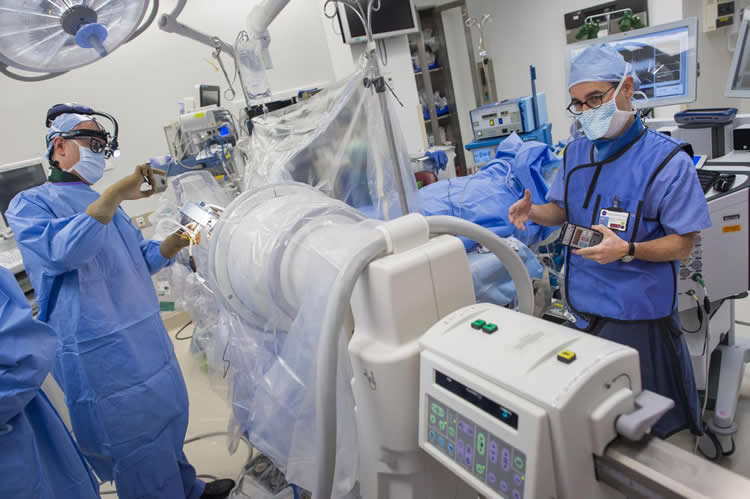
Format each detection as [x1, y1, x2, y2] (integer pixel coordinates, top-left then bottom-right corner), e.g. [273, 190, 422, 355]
[557, 350, 576, 364]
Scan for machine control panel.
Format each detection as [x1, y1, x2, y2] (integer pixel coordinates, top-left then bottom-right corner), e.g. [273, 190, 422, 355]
[427, 395, 527, 499]
[471, 102, 523, 140]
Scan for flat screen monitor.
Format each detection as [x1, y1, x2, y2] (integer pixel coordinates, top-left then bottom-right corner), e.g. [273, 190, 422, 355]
[727, 19, 750, 97]
[0, 159, 47, 226]
[337, 0, 418, 44]
[199, 85, 221, 108]
[566, 18, 698, 108]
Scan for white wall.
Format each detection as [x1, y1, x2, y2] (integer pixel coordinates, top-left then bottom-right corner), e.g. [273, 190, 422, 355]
[0, 0, 336, 214]
[455, 0, 684, 144]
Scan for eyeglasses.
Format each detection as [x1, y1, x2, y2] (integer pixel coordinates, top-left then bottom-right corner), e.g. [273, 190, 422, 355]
[59, 129, 111, 156]
[566, 86, 615, 116]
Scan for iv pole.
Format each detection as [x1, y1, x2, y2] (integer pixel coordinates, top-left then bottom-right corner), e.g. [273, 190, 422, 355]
[325, 0, 411, 216]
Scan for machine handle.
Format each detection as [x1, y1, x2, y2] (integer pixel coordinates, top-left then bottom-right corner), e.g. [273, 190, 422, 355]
[616, 390, 675, 441]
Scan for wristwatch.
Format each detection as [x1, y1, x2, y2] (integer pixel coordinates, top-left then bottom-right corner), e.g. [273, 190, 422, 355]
[621, 242, 636, 263]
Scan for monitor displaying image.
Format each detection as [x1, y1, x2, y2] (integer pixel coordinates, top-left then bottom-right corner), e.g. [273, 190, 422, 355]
[567, 18, 698, 108]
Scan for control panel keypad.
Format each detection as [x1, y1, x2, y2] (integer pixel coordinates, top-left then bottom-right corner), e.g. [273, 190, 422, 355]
[427, 395, 526, 498]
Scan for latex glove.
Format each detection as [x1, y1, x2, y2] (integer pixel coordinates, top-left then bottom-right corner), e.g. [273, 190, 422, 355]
[573, 225, 629, 265]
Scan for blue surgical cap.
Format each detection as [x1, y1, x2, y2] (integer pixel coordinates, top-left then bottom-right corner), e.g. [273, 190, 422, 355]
[46, 113, 93, 155]
[568, 44, 641, 90]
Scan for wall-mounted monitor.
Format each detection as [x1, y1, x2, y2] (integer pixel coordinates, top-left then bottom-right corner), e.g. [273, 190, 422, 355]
[0, 158, 47, 229]
[199, 85, 221, 108]
[726, 18, 750, 97]
[566, 18, 699, 109]
[337, 0, 418, 44]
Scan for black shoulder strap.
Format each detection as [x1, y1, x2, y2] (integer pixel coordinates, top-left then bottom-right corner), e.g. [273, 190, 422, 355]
[645, 142, 693, 190]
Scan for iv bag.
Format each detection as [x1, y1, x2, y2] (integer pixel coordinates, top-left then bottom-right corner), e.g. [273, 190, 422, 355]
[235, 31, 271, 103]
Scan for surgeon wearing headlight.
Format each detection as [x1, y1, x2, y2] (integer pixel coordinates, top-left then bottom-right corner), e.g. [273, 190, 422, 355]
[509, 44, 711, 438]
[5, 109, 235, 499]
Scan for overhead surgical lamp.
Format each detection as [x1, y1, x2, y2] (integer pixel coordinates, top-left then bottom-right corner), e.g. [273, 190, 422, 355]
[0, 0, 159, 81]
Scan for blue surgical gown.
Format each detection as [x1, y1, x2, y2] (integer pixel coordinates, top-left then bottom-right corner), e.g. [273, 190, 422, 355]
[7, 181, 205, 499]
[0, 266, 99, 499]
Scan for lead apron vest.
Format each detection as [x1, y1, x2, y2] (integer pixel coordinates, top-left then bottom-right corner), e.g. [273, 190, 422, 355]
[563, 128, 692, 322]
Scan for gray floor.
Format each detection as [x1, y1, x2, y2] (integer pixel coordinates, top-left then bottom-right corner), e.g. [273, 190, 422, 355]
[667, 296, 750, 478]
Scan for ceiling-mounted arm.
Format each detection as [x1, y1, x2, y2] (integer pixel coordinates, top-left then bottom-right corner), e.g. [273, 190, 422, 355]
[246, 0, 291, 69]
[158, 0, 235, 56]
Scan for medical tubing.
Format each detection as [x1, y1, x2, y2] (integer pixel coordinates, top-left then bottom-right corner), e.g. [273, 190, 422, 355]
[426, 216, 535, 316]
[313, 236, 389, 499]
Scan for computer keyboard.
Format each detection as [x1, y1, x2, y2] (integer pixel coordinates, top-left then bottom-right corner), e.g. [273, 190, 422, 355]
[697, 170, 720, 194]
[0, 246, 23, 272]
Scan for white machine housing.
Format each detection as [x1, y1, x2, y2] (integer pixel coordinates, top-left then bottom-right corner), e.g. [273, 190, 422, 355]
[419, 304, 642, 499]
[677, 168, 750, 313]
[348, 218, 479, 498]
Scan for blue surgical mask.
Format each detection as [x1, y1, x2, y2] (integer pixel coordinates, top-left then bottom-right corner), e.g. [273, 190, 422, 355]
[71, 142, 106, 184]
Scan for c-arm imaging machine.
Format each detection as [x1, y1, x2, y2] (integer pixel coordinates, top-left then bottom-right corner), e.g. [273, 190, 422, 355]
[189, 183, 750, 499]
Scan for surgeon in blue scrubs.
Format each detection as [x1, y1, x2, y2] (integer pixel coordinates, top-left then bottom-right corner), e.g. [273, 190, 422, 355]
[7, 108, 235, 499]
[509, 44, 711, 438]
[0, 266, 99, 499]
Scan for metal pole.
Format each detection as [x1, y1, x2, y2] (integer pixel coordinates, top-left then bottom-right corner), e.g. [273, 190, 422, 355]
[373, 68, 410, 216]
[530, 65, 540, 129]
[461, 3, 482, 108]
[415, 10, 441, 146]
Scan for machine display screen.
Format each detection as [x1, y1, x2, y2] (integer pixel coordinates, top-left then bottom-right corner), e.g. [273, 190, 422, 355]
[342, 0, 417, 41]
[0, 163, 46, 225]
[568, 20, 696, 108]
[200, 86, 221, 108]
[473, 148, 495, 165]
[436, 371, 519, 430]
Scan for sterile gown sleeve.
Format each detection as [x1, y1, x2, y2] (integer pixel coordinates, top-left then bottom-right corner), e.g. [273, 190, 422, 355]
[654, 154, 712, 235]
[0, 268, 55, 426]
[139, 239, 174, 275]
[7, 196, 111, 275]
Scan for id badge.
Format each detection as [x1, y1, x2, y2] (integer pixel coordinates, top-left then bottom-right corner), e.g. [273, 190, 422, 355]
[600, 208, 629, 232]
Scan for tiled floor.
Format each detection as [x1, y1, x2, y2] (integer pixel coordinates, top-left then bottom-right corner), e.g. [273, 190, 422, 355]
[99, 318, 250, 497]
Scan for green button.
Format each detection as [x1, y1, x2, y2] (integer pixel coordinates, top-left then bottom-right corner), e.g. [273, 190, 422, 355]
[430, 414, 437, 425]
[514, 456, 525, 471]
[477, 433, 486, 455]
[482, 323, 498, 334]
[448, 427, 456, 438]
[439, 420, 447, 431]
[475, 463, 485, 475]
[431, 403, 445, 418]
[471, 319, 486, 330]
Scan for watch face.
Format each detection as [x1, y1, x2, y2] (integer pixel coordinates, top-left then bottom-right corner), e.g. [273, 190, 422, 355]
[622, 255, 634, 263]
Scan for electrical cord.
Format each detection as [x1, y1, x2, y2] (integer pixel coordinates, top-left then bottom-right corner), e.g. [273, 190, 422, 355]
[682, 291, 703, 334]
[175, 320, 194, 341]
